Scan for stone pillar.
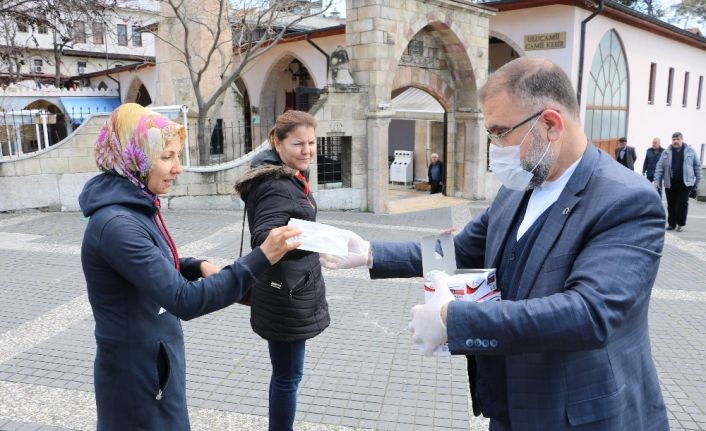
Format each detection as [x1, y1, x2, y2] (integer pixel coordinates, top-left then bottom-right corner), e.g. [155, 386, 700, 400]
[455, 111, 486, 199]
[444, 112, 456, 196]
[366, 112, 392, 213]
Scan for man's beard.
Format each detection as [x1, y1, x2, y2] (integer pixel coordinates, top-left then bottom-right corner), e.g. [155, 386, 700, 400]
[521, 128, 555, 189]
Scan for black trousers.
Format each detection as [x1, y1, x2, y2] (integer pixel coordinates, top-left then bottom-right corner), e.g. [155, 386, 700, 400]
[429, 181, 442, 194]
[665, 178, 692, 227]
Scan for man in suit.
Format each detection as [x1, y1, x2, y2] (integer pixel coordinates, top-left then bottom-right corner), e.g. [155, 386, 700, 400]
[615, 136, 637, 170]
[320, 57, 668, 430]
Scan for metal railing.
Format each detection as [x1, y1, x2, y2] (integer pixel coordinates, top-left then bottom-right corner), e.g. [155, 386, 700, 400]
[188, 118, 274, 166]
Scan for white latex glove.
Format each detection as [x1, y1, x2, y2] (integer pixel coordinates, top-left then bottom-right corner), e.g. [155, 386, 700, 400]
[408, 271, 455, 356]
[318, 229, 370, 269]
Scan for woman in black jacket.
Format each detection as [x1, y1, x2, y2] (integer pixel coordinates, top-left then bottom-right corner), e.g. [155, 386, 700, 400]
[235, 110, 329, 431]
[80, 103, 300, 430]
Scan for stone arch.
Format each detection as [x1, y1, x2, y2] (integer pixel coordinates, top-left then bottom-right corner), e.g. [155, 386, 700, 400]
[392, 70, 454, 113]
[389, 19, 483, 200]
[392, 20, 478, 111]
[489, 31, 524, 73]
[20, 99, 67, 151]
[126, 78, 152, 107]
[259, 51, 318, 130]
[345, 0, 491, 211]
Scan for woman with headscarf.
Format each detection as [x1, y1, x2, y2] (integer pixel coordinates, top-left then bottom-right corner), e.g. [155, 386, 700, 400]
[79, 103, 301, 430]
[235, 110, 329, 431]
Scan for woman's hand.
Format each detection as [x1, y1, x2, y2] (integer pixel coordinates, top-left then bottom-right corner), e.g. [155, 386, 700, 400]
[260, 226, 302, 264]
[200, 261, 220, 277]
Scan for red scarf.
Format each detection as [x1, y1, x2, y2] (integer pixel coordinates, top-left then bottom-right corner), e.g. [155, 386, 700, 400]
[295, 171, 309, 195]
[153, 197, 180, 272]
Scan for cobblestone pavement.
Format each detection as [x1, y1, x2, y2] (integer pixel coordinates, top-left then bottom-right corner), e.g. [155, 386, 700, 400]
[0, 196, 705, 431]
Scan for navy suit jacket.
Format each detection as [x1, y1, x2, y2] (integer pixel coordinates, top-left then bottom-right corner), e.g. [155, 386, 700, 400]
[370, 145, 669, 430]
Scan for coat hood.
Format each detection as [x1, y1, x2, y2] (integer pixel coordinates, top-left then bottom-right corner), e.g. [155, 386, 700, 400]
[79, 172, 155, 217]
[234, 149, 297, 201]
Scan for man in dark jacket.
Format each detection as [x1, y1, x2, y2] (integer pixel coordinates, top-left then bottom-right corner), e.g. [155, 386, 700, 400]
[427, 152, 444, 194]
[615, 136, 637, 170]
[643, 137, 664, 196]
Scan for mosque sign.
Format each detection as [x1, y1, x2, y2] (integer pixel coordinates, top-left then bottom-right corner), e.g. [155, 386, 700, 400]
[524, 32, 566, 50]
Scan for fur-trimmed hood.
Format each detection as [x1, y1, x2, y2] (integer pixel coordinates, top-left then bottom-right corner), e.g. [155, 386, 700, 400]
[234, 149, 296, 201]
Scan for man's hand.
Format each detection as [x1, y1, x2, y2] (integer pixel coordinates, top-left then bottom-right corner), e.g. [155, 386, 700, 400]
[319, 230, 370, 269]
[200, 261, 220, 277]
[409, 271, 455, 356]
[260, 226, 302, 265]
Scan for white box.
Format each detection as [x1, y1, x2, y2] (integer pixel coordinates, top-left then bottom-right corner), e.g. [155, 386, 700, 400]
[421, 234, 500, 355]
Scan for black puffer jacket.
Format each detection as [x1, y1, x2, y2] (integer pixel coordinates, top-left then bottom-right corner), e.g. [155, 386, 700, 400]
[235, 150, 329, 342]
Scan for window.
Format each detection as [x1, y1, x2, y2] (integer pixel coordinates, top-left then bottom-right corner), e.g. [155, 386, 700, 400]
[667, 67, 674, 106]
[132, 25, 142, 47]
[583, 30, 629, 155]
[317, 136, 352, 188]
[74, 21, 86, 43]
[37, 21, 48, 34]
[682, 72, 690, 107]
[648, 63, 656, 104]
[16, 20, 28, 32]
[698, 76, 703, 110]
[77, 61, 87, 74]
[93, 22, 104, 44]
[117, 24, 127, 46]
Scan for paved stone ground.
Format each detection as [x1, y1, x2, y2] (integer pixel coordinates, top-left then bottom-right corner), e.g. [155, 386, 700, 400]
[0, 196, 705, 430]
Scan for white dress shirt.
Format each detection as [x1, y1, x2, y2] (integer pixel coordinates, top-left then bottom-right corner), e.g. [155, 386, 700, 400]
[517, 157, 582, 240]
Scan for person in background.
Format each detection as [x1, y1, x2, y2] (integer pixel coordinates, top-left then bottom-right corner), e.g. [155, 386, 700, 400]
[653, 131, 702, 232]
[615, 136, 636, 170]
[643, 137, 664, 196]
[235, 110, 329, 431]
[427, 152, 444, 194]
[320, 57, 668, 431]
[79, 103, 300, 431]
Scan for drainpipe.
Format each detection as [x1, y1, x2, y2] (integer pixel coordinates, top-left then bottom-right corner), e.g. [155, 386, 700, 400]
[576, 0, 604, 107]
[305, 35, 329, 84]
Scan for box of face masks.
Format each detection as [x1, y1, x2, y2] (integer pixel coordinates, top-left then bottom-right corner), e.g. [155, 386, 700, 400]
[421, 234, 500, 355]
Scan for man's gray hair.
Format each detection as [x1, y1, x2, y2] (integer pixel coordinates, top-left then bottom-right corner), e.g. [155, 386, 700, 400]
[480, 57, 580, 120]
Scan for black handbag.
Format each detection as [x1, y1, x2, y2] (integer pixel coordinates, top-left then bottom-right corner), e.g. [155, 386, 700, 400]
[689, 188, 698, 199]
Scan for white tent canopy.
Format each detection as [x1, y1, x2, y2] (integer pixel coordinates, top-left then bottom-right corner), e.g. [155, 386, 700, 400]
[391, 87, 444, 113]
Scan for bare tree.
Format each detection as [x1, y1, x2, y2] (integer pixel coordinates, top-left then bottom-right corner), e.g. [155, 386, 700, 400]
[153, 0, 333, 163]
[673, 0, 706, 29]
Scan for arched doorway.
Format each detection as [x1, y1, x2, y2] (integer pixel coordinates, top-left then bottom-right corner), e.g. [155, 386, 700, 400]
[488, 32, 523, 74]
[388, 86, 446, 193]
[234, 78, 253, 153]
[126, 78, 152, 107]
[584, 30, 629, 157]
[389, 22, 480, 201]
[21, 100, 67, 152]
[259, 54, 317, 130]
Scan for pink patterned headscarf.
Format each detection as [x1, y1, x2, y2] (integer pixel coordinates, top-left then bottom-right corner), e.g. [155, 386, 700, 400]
[94, 103, 185, 189]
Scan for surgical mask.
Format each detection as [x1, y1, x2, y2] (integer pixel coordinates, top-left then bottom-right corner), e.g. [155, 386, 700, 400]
[489, 119, 551, 190]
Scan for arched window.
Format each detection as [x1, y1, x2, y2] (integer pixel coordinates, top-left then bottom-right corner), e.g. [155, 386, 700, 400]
[584, 30, 629, 157]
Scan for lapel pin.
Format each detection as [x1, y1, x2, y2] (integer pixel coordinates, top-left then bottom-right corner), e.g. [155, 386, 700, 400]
[562, 207, 571, 216]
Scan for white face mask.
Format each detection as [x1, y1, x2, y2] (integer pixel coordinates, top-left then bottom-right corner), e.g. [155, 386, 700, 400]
[488, 118, 551, 191]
